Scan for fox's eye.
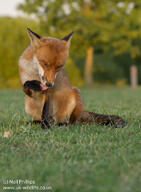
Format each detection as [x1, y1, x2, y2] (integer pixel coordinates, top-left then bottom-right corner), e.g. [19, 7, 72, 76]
[41, 76, 45, 81]
[43, 62, 48, 67]
[56, 65, 63, 70]
[40, 60, 48, 67]
[44, 63, 48, 67]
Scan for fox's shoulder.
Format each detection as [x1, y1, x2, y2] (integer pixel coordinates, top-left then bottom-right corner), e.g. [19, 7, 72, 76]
[19, 45, 39, 84]
[21, 45, 34, 61]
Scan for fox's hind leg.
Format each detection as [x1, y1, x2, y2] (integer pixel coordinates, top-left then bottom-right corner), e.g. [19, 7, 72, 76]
[53, 89, 77, 125]
[69, 88, 84, 123]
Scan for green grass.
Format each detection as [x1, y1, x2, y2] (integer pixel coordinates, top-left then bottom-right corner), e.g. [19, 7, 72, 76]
[0, 86, 141, 192]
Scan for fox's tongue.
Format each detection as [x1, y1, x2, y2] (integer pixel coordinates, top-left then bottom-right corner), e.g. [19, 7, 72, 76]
[40, 83, 48, 91]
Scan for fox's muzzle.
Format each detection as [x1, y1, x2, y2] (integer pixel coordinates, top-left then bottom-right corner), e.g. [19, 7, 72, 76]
[46, 82, 54, 87]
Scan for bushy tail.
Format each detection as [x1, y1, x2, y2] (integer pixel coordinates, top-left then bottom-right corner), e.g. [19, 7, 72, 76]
[78, 111, 126, 128]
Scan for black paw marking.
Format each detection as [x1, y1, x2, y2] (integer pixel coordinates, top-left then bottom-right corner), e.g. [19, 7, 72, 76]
[57, 122, 68, 127]
[41, 119, 50, 129]
[26, 120, 41, 125]
[41, 100, 50, 129]
[24, 80, 42, 91]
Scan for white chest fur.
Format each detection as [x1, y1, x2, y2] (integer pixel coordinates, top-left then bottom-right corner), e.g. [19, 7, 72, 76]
[33, 56, 44, 78]
[19, 57, 40, 84]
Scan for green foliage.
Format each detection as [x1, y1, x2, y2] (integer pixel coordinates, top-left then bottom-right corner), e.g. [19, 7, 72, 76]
[94, 52, 126, 84]
[0, 16, 84, 88]
[17, 0, 141, 57]
[105, 0, 141, 59]
[0, 17, 40, 88]
[17, 0, 141, 85]
[17, 0, 113, 54]
[65, 58, 83, 86]
[1, 0, 141, 87]
[0, 87, 141, 192]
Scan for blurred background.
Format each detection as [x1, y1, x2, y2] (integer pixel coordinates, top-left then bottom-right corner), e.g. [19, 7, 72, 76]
[0, 0, 141, 88]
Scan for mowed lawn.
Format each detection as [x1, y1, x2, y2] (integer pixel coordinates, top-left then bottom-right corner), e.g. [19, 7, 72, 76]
[0, 86, 141, 192]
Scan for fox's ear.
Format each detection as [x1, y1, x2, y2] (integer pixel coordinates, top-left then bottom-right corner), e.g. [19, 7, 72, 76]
[27, 28, 41, 48]
[62, 31, 74, 47]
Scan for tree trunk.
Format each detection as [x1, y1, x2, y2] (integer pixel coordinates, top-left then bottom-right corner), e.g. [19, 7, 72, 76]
[84, 46, 94, 85]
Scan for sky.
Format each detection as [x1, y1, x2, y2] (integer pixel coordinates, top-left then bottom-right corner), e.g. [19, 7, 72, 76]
[0, 0, 23, 17]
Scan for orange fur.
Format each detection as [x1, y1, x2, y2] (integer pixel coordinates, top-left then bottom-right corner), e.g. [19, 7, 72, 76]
[22, 46, 34, 61]
[19, 30, 77, 123]
[18, 29, 125, 128]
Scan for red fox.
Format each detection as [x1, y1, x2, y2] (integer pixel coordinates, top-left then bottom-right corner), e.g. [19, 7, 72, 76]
[19, 28, 126, 128]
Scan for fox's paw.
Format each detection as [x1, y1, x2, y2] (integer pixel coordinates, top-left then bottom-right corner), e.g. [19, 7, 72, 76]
[41, 119, 50, 129]
[57, 122, 68, 127]
[24, 80, 42, 91]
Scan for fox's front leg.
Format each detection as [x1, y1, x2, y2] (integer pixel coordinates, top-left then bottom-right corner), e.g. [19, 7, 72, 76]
[23, 80, 48, 121]
[41, 99, 50, 129]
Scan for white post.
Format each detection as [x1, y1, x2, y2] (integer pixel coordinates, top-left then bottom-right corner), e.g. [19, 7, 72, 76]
[130, 65, 138, 89]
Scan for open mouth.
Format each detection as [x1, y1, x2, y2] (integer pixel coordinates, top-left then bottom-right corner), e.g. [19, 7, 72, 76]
[40, 83, 48, 91]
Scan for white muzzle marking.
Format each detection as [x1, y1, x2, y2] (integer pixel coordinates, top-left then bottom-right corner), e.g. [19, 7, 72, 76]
[33, 56, 57, 86]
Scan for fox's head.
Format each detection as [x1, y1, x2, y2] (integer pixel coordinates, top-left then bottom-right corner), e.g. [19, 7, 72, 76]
[27, 28, 73, 87]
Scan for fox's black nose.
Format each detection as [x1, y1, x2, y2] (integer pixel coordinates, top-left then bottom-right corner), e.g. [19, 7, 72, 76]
[46, 82, 53, 87]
